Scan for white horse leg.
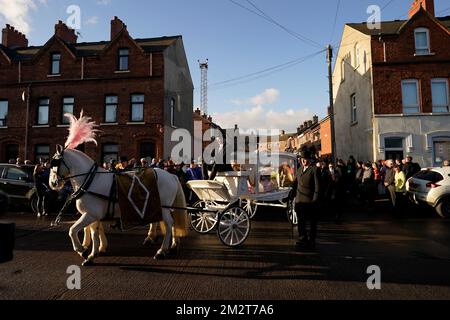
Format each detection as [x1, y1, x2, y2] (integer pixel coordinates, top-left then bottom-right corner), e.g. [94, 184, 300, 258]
[154, 209, 174, 260]
[98, 222, 108, 254]
[69, 214, 97, 257]
[170, 226, 180, 253]
[88, 222, 101, 261]
[82, 227, 91, 250]
[143, 223, 158, 246]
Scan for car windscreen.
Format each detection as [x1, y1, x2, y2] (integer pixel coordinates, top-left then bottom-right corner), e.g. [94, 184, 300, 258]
[413, 170, 444, 183]
[5, 167, 29, 181]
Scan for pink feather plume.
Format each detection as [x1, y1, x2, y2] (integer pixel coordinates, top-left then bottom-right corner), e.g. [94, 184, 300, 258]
[64, 110, 99, 149]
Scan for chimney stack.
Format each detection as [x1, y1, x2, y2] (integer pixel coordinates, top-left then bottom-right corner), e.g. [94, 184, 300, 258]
[408, 0, 435, 18]
[55, 20, 77, 43]
[111, 16, 127, 40]
[313, 115, 319, 124]
[2, 24, 28, 49]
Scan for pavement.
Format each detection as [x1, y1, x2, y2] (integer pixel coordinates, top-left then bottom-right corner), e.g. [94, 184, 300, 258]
[1, 202, 450, 300]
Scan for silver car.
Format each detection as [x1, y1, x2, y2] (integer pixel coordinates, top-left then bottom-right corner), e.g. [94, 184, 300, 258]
[406, 167, 450, 218]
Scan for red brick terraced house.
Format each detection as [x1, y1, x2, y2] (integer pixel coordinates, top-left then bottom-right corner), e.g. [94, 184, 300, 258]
[0, 17, 193, 163]
[333, 0, 450, 167]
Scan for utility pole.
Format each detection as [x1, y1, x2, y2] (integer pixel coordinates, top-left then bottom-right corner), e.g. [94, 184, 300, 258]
[327, 45, 337, 164]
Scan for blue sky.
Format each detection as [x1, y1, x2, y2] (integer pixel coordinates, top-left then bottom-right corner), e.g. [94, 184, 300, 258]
[1, 0, 450, 131]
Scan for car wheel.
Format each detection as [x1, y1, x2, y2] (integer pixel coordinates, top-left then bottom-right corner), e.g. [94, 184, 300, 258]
[436, 198, 450, 219]
[30, 194, 39, 214]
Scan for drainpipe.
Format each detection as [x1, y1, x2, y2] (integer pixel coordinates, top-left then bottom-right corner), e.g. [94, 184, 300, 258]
[24, 84, 31, 161]
[379, 36, 387, 62]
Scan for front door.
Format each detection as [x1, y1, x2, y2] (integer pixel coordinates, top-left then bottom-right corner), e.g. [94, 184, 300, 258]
[5, 144, 19, 163]
[140, 142, 156, 160]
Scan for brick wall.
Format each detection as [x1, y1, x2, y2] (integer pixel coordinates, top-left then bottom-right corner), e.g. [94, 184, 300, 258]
[0, 29, 169, 163]
[372, 11, 450, 114]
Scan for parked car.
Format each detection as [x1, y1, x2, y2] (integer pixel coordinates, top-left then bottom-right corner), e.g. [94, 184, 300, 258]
[0, 164, 36, 211]
[0, 164, 76, 214]
[406, 167, 450, 218]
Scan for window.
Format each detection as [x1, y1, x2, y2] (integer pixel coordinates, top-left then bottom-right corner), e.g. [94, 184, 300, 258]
[351, 94, 357, 123]
[105, 96, 118, 123]
[0, 100, 7, 127]
[35, 144, 50, 163]
[62, 97, 75, 124]
[131, 94, 144, 122]
[51, 53, 61, 75]
[401, 79, 420, 114]
[414, 28, 430, 55]
[433, 140, 450, 166]
[431, 78, 449, 113]
[6, 167, 28, 181]
[363, 51, 367, 73]
[102, 144, 119, 163]
[354, 44, 360, 68]
[340, 59, 345, 81]
[118, 48, 129, 71]
[170, 98, 176, 127]
[37, 98, 50, 125]
[385, 137, 404, 161]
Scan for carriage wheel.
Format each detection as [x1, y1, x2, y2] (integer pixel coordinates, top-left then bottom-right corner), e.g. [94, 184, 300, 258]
[189, 200, 219, 234]
[243, 200, 258, 219]
[287, 200, 298, 226]
[218, 207, 251, 247]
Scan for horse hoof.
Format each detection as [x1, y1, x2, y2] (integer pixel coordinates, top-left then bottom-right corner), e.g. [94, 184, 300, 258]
[153, 253, 166, 260]
[168, 246, 179, 256]
[81, 248, 90, 260]
[82, 260, 95, 267]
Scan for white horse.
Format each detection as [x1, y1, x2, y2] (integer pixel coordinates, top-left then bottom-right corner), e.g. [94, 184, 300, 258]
[49, 112, 188, 266]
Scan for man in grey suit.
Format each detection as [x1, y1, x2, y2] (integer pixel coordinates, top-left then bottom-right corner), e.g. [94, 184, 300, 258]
[293, 150, 321, 250]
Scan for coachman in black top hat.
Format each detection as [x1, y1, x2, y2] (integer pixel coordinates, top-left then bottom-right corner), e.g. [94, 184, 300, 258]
[292, 148, 321, 250]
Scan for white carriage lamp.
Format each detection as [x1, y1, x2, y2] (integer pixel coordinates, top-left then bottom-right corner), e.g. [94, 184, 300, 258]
[22, 90, 27, 102]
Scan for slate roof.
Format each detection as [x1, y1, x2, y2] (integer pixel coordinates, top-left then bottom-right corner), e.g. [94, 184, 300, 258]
[347, 15, 450, 36]
[0, 36, 180, 61]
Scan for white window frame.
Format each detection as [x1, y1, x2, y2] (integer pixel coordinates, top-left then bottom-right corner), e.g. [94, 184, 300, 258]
[340, 59, 345, 82]
[401, 79, 420, 114]
[351, 94, 357, 124]
[354, 44, 360, 68]
[414, 28, 430, 56]
[431, 78, 449, 113]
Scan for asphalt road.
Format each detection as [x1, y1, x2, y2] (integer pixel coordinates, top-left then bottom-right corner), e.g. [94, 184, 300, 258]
[1, 203, 450, 300]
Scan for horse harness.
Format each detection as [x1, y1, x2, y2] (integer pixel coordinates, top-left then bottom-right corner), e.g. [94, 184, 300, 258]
[51, 152, 160, 225]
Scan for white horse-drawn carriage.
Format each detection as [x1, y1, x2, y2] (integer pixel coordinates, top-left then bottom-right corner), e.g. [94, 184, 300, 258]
[187, 152, 298, 247]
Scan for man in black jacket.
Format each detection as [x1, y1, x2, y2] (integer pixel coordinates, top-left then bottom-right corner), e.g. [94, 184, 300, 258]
[403, 156, 421, 180]
[293, 150, 321, 250]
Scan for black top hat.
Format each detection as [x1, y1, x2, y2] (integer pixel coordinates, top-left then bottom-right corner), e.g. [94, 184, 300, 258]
[299, 149, 311, 159]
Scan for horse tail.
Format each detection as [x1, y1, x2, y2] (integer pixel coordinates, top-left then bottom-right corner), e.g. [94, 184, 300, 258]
[172, 178, 189, 238]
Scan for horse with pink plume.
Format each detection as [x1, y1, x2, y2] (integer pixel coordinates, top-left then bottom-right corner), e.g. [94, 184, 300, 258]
[49, 111, 188, 265]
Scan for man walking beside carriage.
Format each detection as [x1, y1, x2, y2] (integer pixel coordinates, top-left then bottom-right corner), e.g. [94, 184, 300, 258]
[293, 149, 322, 250]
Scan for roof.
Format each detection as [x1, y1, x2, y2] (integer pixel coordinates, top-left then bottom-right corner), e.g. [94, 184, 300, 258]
[0, 35, 180, 61]
[347, 15, 450, 36]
